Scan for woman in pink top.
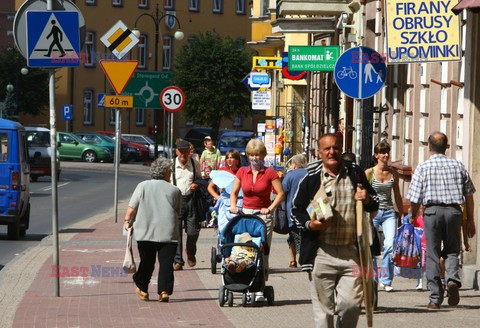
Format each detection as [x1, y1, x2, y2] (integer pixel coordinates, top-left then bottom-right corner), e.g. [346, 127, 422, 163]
[230, 139, 285, 298]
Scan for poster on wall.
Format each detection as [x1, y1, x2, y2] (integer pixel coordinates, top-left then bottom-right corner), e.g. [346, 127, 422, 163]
[252, 90, 271, 110]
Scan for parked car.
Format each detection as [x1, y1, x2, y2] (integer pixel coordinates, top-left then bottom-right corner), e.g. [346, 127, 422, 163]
[57, 132, 112, 162]
[183, 128, 231, 154]
[25, 126, 61, 182]
[0, 119, 30, 239]
[122, 134, 172, 158]
[73, 132, 139, 162]
[216, 130, 255, 166]
[96, 131, 149, 161]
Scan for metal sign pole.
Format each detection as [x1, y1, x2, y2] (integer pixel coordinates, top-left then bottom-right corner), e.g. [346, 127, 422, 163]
[355, 48, 363, 165]
[114, 108, 121, 223]
[46, 0, 60, 298]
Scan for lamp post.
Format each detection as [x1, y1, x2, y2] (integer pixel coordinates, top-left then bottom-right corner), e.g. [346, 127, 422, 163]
[132, 3, 184, 158]
[3, 68, 29, 120]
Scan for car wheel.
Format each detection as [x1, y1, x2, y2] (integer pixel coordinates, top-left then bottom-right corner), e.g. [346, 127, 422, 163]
[83, 150, 97, 162]
[7, 221, 20, 240]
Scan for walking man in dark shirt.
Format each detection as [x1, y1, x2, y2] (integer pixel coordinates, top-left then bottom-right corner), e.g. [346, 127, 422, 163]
[407, 131, 476, 309]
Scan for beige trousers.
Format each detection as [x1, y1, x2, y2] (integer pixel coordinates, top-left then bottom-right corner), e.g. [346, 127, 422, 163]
[309, 242, 363, 328]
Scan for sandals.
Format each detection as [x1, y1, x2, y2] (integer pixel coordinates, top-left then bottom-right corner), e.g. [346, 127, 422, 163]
[135, 287, 149, 301]
[159, 291, 169, 302]
[289, 261, 298, 268]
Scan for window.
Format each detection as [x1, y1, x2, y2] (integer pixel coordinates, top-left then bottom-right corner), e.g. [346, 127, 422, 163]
[59, 133, 77, 144]
[136, 108, 145, 126]
[261, 0, 269, 16]
[164, 0, 174, 9]
[138, 0, 149, 8]
[83, 90, 94, 125]
[138, 35, 148, 69]
[162, 36, 172, 70]
[213, 0, 223, 13]
[110, 109, 116, 126]
[84, 31, 95, 67]
[85, 0, 97, 5]
[112, 0, 123, 6]
[189, 0, 199, 11]
[0, 133, 8, 162]
[236, 0, 245, 14]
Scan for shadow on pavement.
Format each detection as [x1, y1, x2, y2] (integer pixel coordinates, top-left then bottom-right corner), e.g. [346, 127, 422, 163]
[373, 306, 452, 314]
[59, 228, 95, 233]
[30, 193, 52, 198]
[0, 233, 48, 241]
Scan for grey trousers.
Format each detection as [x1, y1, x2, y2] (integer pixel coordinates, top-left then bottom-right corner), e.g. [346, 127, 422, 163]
[309, 242, 363, 328]
[423, 205, 462, 305]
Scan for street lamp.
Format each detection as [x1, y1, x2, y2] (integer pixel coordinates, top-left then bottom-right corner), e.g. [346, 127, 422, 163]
[2, 68, 29, 120]
[131, 3, 184, 158]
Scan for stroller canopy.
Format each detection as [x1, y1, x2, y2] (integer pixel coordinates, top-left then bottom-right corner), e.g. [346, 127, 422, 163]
[222, 215, 269, 255]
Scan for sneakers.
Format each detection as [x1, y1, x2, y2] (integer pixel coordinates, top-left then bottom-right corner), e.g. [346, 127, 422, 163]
[416, 279, 423, 291]
[173, 263, 183, 271]
[447, 281, 460, 306]
[379, 282, 393, 292]
[255, 291, 265, 303]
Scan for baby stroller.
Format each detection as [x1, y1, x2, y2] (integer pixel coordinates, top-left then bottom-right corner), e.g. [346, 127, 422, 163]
[217, 213, 274, 307]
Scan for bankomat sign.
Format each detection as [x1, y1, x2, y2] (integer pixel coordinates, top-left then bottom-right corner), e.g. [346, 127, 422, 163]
[385, 0, 460, 64]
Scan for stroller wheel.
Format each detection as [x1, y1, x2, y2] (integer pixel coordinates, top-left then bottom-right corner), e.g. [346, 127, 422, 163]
[242, 293, 248, 307]
[211, 247, 217, 274]
[227, 292, 234, 307]
[265, 286, 275, 306]
[218, 286, 226, 307]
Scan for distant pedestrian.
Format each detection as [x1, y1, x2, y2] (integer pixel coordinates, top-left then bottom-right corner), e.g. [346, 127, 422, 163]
[172, 139, 202, 271]
[407, 131, 476, 309]
[292, 134, 378, 328]
[200, 136, 221, 176]
[282, 154, 308, 268]
[124, 157, 182, 302]
[365, 141, 403, 292]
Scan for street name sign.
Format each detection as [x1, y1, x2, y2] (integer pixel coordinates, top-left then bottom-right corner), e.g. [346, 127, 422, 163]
[334, 47, 387, 99]
[123, 71, 173, 109]
[104, 96, 133, 108]
[288, 46, 340, 72]
[26, 11, 80, 67]
[160, 86, 185, 113]
[100, 60, 138, 95]
[385, 0, 460, 63]
[100, 20, 139, 60]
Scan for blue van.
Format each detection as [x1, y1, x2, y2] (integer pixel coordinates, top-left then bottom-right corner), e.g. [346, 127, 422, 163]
[0, 119, 30, 239]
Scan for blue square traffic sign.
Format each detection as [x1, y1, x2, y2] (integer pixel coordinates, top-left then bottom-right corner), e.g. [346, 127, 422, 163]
[26, 11, 80, 67]
[62, 104, 73, 121]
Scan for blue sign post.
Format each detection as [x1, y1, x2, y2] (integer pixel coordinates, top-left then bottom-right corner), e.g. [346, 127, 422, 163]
[62, 104, 72, 121]
[26, 11, 80, 67]
[334, 47, 386, 99]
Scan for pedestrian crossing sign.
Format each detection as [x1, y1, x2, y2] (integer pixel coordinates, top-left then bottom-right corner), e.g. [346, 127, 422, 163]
[26, 11, 80, 67]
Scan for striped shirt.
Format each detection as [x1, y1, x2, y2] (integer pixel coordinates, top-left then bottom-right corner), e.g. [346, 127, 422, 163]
[407, 154, 476, 205]
[372, 175, 394, 209]
[318, 166, 357, 246]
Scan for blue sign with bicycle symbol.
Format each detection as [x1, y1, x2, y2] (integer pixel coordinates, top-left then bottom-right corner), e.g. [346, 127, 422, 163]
[334, 47, 386, 99]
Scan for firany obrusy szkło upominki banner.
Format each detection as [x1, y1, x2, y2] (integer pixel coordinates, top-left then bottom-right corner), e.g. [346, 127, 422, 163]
[385, 0, 461, 64]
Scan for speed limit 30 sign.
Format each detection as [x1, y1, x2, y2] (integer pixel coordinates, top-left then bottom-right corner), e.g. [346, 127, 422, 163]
[160, 86, 185, 112]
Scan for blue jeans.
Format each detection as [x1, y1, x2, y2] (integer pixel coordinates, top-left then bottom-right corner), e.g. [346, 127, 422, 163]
[372, 209, 397, 286]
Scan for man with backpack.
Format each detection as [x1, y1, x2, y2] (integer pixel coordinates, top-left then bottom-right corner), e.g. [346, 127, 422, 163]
[292, 134, 378, 328]
[171, 139, 202, 270]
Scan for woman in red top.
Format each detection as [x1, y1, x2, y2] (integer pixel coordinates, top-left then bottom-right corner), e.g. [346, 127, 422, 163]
[230, 139, 285, 288]
[207, 149, 241, 201]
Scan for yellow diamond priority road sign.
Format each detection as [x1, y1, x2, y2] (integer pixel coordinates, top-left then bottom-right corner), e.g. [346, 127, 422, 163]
[100, 20, 139, 59]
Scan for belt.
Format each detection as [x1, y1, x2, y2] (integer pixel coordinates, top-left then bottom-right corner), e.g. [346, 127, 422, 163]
[425, 203, 460, 208]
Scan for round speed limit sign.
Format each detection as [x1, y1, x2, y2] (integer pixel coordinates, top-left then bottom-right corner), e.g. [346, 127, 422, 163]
[160, 86, 186, 112]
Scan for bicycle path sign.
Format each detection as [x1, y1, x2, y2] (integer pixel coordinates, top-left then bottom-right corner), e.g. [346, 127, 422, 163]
[334, 46, 386, 99]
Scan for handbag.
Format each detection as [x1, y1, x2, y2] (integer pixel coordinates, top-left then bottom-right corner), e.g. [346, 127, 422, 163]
[122, 227, 136, 274]
[273, 200, 292, 234]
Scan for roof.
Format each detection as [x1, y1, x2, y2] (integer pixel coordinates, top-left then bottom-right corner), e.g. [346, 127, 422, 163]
[0, 119, 25, 130]
[452, 0, 480, 14]
[25, 126, 49, 132]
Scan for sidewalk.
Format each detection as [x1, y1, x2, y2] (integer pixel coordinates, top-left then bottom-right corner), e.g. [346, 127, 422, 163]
[1, 202, 480, 327]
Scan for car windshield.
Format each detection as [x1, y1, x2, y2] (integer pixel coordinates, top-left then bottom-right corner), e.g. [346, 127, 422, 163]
[218, 135, 251, 149]
[27, 131, 50, 147]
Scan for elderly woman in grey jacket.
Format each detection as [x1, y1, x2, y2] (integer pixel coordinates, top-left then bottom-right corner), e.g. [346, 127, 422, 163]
[124, 157, 182, 302]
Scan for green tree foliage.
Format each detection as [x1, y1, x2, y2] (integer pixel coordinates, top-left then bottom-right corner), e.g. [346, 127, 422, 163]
[0, 47, 49, 118]
[173, 31, 252, 139]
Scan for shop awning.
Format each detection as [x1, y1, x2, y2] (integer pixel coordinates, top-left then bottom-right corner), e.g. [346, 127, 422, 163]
[452, 0, 480, 14]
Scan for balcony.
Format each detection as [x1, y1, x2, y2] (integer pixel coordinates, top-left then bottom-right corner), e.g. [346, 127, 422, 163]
[277, 0, 361, 16]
